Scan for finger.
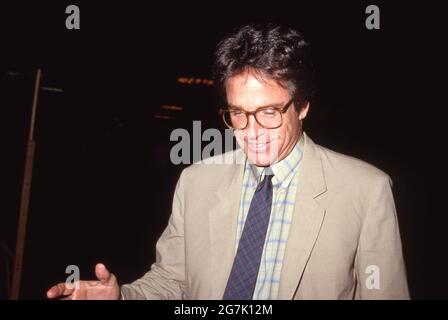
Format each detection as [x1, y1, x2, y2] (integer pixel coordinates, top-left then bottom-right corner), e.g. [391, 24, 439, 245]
[47, 283, 75, 299]
[95, 263, 112, 284]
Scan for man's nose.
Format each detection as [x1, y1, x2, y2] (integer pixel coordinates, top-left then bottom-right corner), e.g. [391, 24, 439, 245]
[246, 114, 262, 137]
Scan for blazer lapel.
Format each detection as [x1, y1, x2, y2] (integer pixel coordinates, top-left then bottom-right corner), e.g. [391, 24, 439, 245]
[278, 133, 327, 299]
[208, 149, 246, 299]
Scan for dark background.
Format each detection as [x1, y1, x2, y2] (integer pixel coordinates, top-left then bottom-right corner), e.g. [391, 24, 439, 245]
[0, 0, 446, 299]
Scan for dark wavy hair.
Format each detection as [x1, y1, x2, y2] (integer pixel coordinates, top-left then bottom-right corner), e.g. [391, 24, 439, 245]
[213, 23, 315, 110]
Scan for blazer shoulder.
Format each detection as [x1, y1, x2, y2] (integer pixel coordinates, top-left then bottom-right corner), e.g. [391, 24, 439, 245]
[178, 148, 244, 185]
[316, 144, 392, 186]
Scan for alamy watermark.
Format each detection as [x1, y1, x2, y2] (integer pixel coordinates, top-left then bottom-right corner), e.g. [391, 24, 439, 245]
[365, 5, 380, 30]
[365, 265, 380, 290]
[65, 5, 80, 30]
[65, 264, 80, 289]
[169, 121, 281, 165]
[64, 5, 380, 31]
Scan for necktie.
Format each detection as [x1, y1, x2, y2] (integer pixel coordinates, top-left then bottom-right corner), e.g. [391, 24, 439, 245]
[223, 172, 274, 300]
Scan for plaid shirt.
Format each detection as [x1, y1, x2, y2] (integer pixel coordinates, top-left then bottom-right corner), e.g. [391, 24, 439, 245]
[236, 136, 304, 299]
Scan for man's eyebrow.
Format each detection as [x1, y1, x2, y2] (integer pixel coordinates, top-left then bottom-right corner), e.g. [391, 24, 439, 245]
[227, 102, 285, 110]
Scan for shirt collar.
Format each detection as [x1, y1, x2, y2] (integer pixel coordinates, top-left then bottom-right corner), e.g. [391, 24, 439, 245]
[249, 134, 304, 189]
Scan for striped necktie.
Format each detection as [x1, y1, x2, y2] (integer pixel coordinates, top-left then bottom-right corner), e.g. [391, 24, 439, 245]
[223, 172, 274, 299]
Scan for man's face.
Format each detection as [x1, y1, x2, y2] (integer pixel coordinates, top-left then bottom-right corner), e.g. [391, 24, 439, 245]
[225, 70, 309, 166]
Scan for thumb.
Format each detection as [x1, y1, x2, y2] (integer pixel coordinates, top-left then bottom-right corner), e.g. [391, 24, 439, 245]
[95, 263, 112, 284]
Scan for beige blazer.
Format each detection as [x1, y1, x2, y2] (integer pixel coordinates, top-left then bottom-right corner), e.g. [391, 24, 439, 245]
[121, 133, 409, 299]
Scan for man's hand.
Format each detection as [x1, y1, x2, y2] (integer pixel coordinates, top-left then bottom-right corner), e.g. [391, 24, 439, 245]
[46, 263, 120, 300]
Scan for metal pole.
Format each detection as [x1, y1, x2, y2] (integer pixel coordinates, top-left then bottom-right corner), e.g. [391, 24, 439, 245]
[10, 68, 41, 299]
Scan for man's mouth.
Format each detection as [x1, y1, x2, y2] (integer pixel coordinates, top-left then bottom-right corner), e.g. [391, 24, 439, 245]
[246, 140, 271, 153]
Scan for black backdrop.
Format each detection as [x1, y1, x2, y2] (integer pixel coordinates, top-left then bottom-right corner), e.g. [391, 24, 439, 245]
[0, 0, 447, 299]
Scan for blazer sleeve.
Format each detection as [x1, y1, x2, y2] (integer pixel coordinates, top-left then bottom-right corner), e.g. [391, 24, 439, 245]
[120, 172, 187, 300]
[354, 175, 410, 299]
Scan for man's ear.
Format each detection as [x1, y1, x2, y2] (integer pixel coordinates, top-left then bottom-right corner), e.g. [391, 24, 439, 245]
[299, 102, 310, 120]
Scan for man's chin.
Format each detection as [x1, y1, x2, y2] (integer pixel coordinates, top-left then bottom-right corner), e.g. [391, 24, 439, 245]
[245, 150, 279, 167]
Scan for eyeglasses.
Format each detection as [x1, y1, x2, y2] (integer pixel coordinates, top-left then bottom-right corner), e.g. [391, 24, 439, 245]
[219, 98, 294, 130]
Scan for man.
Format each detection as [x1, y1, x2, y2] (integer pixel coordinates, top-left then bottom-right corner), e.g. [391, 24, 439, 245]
[47, 24, 409, 300]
